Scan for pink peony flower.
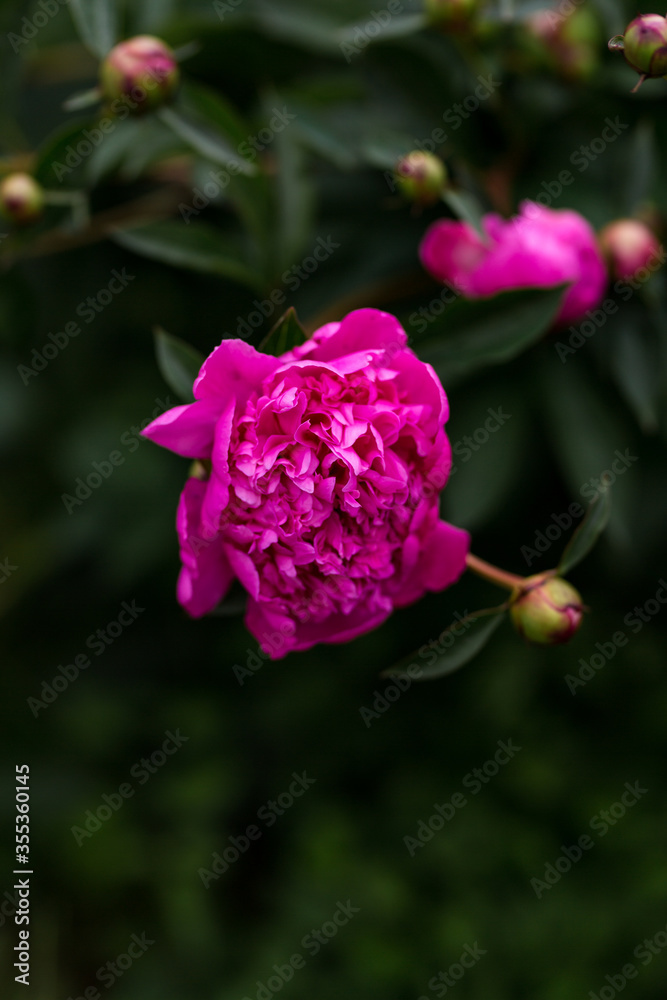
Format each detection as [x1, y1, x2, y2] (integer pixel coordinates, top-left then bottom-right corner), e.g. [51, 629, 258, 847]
[142, 309, 470, 658]
[419, 200, 607, 326]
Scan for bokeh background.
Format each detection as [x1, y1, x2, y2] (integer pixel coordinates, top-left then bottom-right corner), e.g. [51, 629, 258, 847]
[1, 0, 667, 997]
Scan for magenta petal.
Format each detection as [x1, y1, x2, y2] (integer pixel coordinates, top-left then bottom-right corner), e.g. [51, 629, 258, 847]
[419, 220, 487, 290]
[200, 401, 234, 536]
[141, 398, 222, 458]
[391, 349, 449, 431]
[419, 201, 607, 327]
[302, 308, 408, 363]
[194, 338, 279, 403]
[245, 596, 392, 660]
[176, 478, 234, 617]
[391, 518, 470, 608]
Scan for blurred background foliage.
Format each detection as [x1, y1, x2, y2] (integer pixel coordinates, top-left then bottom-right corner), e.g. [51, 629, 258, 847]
[1, 0, 667, 997]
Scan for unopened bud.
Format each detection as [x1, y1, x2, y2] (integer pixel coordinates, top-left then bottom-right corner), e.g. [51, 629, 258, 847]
[424, 0, 477, 27]
[100, 35, 180, 114]
[0, 173, 44, 225]
[525, 7, 599, 80]
[394, 151, 447, 205]
[510, 574, 583, 645]
[598, 219, 662, 282]
[619, 14, 667, 77]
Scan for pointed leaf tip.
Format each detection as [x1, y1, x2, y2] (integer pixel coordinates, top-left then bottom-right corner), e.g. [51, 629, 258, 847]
[558, 488, 612, 575]
[154, 327, 205, 403]
[258, 307, 307, 357]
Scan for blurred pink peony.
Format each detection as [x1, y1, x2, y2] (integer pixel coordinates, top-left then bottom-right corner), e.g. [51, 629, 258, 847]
[419, 200, 607, 326]
[143, 309, 469, 658]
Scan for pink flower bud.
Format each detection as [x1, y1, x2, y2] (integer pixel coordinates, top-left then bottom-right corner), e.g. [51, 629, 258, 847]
[510, 574, 584, 645]
[598, 219, 662, 282]
[0, 173, 44, 225]
[100, 35, 180, 114]
[621, 14, 667, 77]
[394, 151, 447, 205]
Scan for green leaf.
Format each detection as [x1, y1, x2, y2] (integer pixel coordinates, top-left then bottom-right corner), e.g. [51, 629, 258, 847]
[110, 220, 262, 289]
[178, 81, 251, 151]
[258, 307, 307, 357]
[34, 120, 97, 188]
[158, 99, 256, 175]
[272, 105, 316, 274]
[442, 386, 526, 531]
[441, 189, 486, 237]
[608, 319, 660, 433]
[558, 489, 612, 575]
[63, 87, 102, 113]
[153, 328, 205, 403]
[68, 0, 118, 57]
[337, 13, 426, 48]
[382, 607, 507, 682]
[624, 118, 656, 214]
[417, 286, 566, 385]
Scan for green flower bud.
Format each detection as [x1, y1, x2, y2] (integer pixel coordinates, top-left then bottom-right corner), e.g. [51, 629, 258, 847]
[621, 14, 667, 77]
[394, 151, 447, 205]
[100, 35, 180, 115]
[510, 574, 584, 645]
[0, 173, 44, 225]
[424, 0, 477, 26]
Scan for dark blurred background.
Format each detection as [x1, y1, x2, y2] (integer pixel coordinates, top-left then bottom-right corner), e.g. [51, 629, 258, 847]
[1, 0, 666, 997]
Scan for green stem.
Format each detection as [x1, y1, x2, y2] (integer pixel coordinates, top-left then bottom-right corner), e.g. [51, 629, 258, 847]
[465, 552, 524, 591]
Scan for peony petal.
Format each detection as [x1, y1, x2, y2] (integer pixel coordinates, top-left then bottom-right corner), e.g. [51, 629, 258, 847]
[200, 400, 235, 536]
[303, 308, 408, 363]
[419, 219, 488, 291]
[194, 338, 279, 403]
[176, 478, 234, 617]
[391, 517, 470, 608]
[245, 594, 393, 659]
[141, 398, 224, 458]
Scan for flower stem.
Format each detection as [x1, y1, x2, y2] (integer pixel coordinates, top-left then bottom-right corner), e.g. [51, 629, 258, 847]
[465, 552, 525, 591]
